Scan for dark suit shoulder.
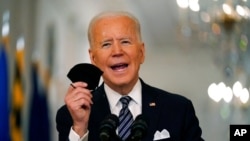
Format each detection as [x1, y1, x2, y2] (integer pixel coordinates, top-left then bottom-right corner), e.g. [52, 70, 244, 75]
[142, 82, 203, 140]
[56, 105, 72, 123]
[92, 84, 105, 99]
[143, 82, 191, 104]
[56, 105, 73, 141]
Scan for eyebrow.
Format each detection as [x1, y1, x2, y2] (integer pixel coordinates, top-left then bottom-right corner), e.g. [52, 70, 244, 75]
[101, 37, 131, 43]
[102, 39, 113, 43]
[119, 37, 131, 40]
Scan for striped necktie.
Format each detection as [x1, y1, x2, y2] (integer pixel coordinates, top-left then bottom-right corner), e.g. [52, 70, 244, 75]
[118, 96, 133, 140]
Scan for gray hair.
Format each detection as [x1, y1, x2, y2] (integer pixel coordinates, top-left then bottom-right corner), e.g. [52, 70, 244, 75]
[87, 11, 142, 47]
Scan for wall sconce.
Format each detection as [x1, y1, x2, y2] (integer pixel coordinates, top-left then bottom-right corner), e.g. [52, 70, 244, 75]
[208, 81, 250, 107]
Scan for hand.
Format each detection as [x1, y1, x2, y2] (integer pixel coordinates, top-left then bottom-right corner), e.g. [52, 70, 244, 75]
[64, 82, 93, 137]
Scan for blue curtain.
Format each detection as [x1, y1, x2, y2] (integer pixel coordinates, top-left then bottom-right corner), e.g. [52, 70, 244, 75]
[0, 44, 10, 141]
[28, 64, 50, 141]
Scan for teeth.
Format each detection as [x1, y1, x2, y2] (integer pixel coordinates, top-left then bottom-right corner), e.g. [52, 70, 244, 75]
[111, 64, 128, 70]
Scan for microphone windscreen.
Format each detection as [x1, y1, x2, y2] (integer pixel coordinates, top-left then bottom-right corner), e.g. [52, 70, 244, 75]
[130, 114, 148, 140]
[100, 114, 119, 129]
[99, 114, 119, 141]
[67, 63, 103, 90]
[133, 115, 148, 129]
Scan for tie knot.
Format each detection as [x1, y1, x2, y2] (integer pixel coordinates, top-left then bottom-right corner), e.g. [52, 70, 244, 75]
[119, 96, 132, 107]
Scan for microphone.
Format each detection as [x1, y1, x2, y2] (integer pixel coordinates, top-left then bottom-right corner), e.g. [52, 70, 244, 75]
[99, 114, 119, 141]
[127, 114, 148, 141]
[67, 63, 103, 90]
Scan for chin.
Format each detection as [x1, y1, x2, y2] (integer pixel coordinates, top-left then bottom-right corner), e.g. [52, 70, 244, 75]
[106, 77, 129, 86]
[104, 72, 137, 85]
[112, 79, 129, 86]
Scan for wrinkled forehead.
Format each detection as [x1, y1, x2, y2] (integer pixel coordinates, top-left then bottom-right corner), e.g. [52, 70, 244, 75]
[88, 11, 141, 44]
[93, 16, 136, 33]
[89, 11, 140, 30]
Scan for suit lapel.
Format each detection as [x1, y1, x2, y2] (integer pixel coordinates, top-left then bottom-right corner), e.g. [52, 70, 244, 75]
[141, 80, 161, 138]
[89, 85, 119, 141]
[91, 84, 111, 122]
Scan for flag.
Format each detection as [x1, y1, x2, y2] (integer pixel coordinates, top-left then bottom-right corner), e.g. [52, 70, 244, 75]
[10, 48, 25, 141]
[0, 43, 10, 141]
[28, 63, 50, 141]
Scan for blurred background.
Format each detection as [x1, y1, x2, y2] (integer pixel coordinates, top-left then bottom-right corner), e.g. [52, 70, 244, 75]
[1, 0, 250, 140]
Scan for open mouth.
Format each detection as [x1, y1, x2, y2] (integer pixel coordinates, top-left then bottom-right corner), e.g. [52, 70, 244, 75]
[110, 63, 128, 71]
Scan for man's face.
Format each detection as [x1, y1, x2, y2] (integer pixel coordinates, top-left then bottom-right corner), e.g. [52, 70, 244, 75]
[89, 16, 145, 89]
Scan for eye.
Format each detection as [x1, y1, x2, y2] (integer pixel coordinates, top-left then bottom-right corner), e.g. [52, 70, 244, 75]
[121, 40, 131, 45]
[102, 42, 111, 48]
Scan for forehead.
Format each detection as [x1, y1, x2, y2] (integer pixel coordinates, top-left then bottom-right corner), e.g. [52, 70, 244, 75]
[91, 16, 137, 40]
[94, 16, 136, 31]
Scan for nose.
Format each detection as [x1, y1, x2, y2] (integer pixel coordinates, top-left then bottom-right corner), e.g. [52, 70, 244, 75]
[111, 42, 123, 57]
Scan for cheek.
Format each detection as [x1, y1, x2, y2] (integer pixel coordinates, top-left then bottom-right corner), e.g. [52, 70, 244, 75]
[93, 53, 108, 67]
[134, 50, 144, 64]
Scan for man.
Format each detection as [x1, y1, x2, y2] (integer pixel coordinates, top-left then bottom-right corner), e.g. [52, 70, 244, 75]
[56, 11, 204, 141]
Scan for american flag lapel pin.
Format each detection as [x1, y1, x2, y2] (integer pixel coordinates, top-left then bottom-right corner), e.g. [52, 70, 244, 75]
[149, 102, 156, 107]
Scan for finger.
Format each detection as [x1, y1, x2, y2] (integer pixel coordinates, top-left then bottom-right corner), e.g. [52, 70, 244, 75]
[73, 88, 92, 98]
[72, 82, 88, 88]
[66, 95, 92, 112]
[69, 97, 92, 110]
[78, 98, 92, 109]
[65, 88, 93, 105]
[67, 84, 92, 97]
[72, 91, 93, 105]
[68, 82, 89, 93]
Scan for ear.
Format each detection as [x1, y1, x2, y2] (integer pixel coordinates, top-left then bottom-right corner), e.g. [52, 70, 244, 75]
[139, 42, 145, 64]
[89, 48, 96, 65]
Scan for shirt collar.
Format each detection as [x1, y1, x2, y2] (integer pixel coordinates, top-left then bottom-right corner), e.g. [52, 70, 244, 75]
[104, 79, 142, 111]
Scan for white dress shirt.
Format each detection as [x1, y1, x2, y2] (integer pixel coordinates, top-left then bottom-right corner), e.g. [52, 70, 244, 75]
[68, 79, 142, 141]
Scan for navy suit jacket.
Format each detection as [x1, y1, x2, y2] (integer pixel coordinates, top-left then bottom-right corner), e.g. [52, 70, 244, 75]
[56, 80, 204, 141]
